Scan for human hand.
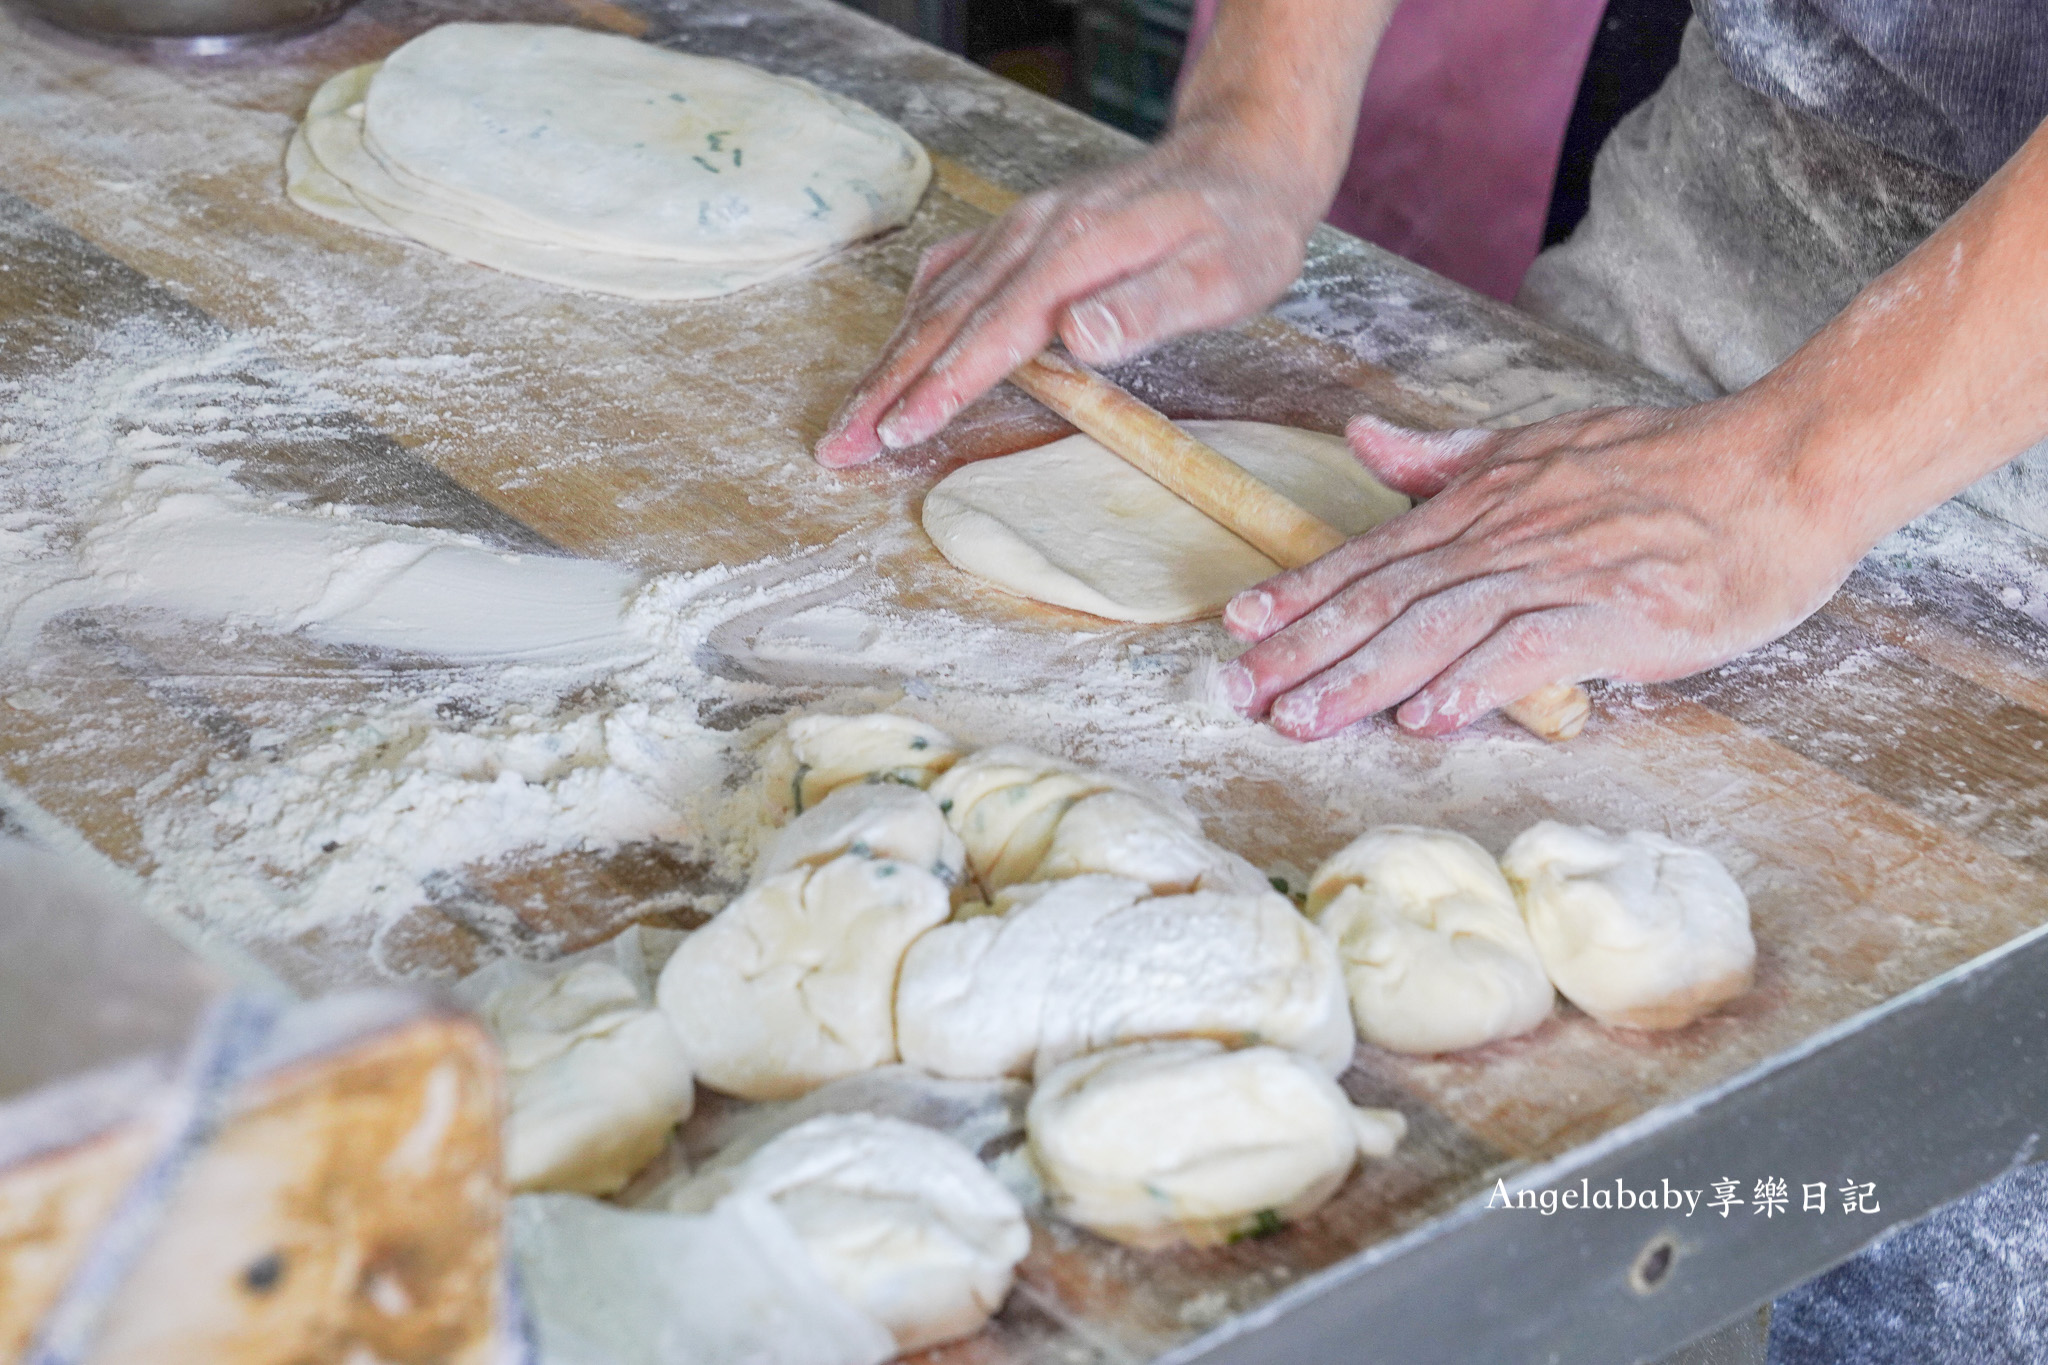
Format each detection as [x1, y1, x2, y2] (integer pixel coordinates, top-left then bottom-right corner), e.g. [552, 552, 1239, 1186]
[1215, 399, 1868, 739]
[814, 124, 1330, 468]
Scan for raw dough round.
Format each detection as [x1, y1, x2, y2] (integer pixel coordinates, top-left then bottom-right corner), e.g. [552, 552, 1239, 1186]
[658, 853, 950, 1098]
[1307, 826, 1555, 1055]
[703, 1114, 1029, 1354]
[293, 63, 811, 299]
[1027, 1039, 1406, 1248]
[287, 24, 931, 299]
[1500, 822, 1755, 1030]
[365, 24, 929, 262]
[894, 875, 1356, 1079]
[476, 958, 695, 1195]
[921, 420, 1410, 623]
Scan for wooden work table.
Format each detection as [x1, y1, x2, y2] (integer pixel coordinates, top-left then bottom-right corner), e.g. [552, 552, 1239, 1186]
[2, 0, 2047, 1359]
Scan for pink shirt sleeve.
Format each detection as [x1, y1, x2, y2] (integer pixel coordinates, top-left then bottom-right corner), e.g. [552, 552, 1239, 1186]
[1182, 0, 1607, 300]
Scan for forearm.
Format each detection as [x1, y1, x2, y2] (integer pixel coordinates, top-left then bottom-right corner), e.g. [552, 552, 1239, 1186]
[1752, 117, 2048, 549]
[1168, 0, 1399, 225]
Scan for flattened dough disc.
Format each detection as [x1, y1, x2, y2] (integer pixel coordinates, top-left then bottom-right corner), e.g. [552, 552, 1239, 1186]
[289, 63, 834, 300]
[922, 420, 1410, 623]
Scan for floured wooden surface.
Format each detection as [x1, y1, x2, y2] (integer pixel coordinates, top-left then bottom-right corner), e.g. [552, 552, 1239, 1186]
[3, 0, 2048, 1359]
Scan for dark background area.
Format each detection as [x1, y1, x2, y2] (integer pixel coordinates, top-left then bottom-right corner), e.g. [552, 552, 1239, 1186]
[838, 0, 1694, 249]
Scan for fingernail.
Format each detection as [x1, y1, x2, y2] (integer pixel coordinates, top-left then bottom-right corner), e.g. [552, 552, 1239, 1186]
[1216, 660, 1255, 712]
[1224, 590, 1273, 636]
[877, 405, 930, 451]
[1398, 692, 1463, 734]
[1270, 692, 1317, 732]
[1066, 300, 1125, 364]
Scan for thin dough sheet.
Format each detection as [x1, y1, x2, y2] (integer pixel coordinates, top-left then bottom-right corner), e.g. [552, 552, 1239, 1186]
[921, 420, 1410, 623]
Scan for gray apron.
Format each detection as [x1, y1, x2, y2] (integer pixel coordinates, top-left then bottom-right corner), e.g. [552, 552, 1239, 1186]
[1517, 18, 2048, 539]
[1517, 14, 2048, 1362]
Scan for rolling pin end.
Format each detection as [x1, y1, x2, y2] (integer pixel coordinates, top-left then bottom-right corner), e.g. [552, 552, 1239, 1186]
[1502, 683, 1593, 743]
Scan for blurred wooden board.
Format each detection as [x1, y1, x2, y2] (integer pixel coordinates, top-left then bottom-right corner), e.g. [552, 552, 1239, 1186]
[2, 0, 2047, 1360]
[0, 1002, 503, 1365]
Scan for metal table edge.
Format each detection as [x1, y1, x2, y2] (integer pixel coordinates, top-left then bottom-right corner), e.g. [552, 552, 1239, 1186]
[1167, 914, 2048, 1365]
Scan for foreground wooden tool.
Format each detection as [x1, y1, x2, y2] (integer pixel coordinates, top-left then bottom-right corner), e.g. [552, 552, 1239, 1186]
[0, 990, 506, 1365]
[1008, 350, 1592, 741]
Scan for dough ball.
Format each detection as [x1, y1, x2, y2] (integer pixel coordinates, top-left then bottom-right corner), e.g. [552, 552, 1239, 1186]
[929, 745, 1255, 898]
[1027, 1040, 1406, 1248]
[895, 875, 1356, 1079]
[1307, 826, 1555, 1055]
[753, 782, 966, 891]
[659, 855, 950, 1098]
[1036, 789, 1271, 896]
[706, 1113, 1029, 1353]
[476, 959, 694, 1195]
[760, 713, 964, 819]
[928, 745, 1118, 891]
[1500, 822, 1755, 1030]
[922, 421, 1410, 623]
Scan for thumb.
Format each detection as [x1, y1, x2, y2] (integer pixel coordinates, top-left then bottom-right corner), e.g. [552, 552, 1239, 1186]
[1346, 414, 1493, 498]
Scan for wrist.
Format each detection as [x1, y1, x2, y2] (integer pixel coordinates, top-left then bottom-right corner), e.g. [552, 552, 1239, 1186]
[1156, 109, 1342, 232]
[1717, 376, 1905, 564]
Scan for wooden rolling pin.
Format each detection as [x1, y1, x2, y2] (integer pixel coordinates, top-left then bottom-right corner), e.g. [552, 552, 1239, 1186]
[1008, 349, 1591, 742]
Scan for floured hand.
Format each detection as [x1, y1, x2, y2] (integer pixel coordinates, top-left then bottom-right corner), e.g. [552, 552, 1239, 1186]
[812, 0, 1399, 467]
[814, 129, 1325, 467]
[1220, 112, 2048, 739]
[1216, 398, 1861, 738]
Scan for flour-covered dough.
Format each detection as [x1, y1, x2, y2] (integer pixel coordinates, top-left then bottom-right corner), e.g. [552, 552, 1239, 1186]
[1501, 823, 1755, 1030]
[511, 1192, 897, 1365]
[512, 1113, 1024, 1364]
[288, 23, 931, 298]
[1308, 826, 1555, 1054]
[928, 745, 1262, 898]
[929, 745, 1123, 893]
[753, 782, 965, 891]
[658, 854, 950, 1098]
[895, 875, 1355, 1079]
[674, 1114, 1029, 1354]
[462, 950, 694, 1196]
[294, 63, 802, 299]
[922, 420, 1410, 623]
[760, 713, 964, 819]
[1035, 789, 1270, 895]
[1027, 1040, 1406, 1248]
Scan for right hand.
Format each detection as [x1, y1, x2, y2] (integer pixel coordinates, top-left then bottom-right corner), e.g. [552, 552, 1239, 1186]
[813, 122, 1331, 468]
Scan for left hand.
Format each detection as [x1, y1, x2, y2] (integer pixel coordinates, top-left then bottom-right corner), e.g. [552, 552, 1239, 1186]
[1215, 398, 1867, 739]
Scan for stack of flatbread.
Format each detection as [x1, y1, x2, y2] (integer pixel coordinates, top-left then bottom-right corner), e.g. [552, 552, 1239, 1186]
[286, 22, 932, 299]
